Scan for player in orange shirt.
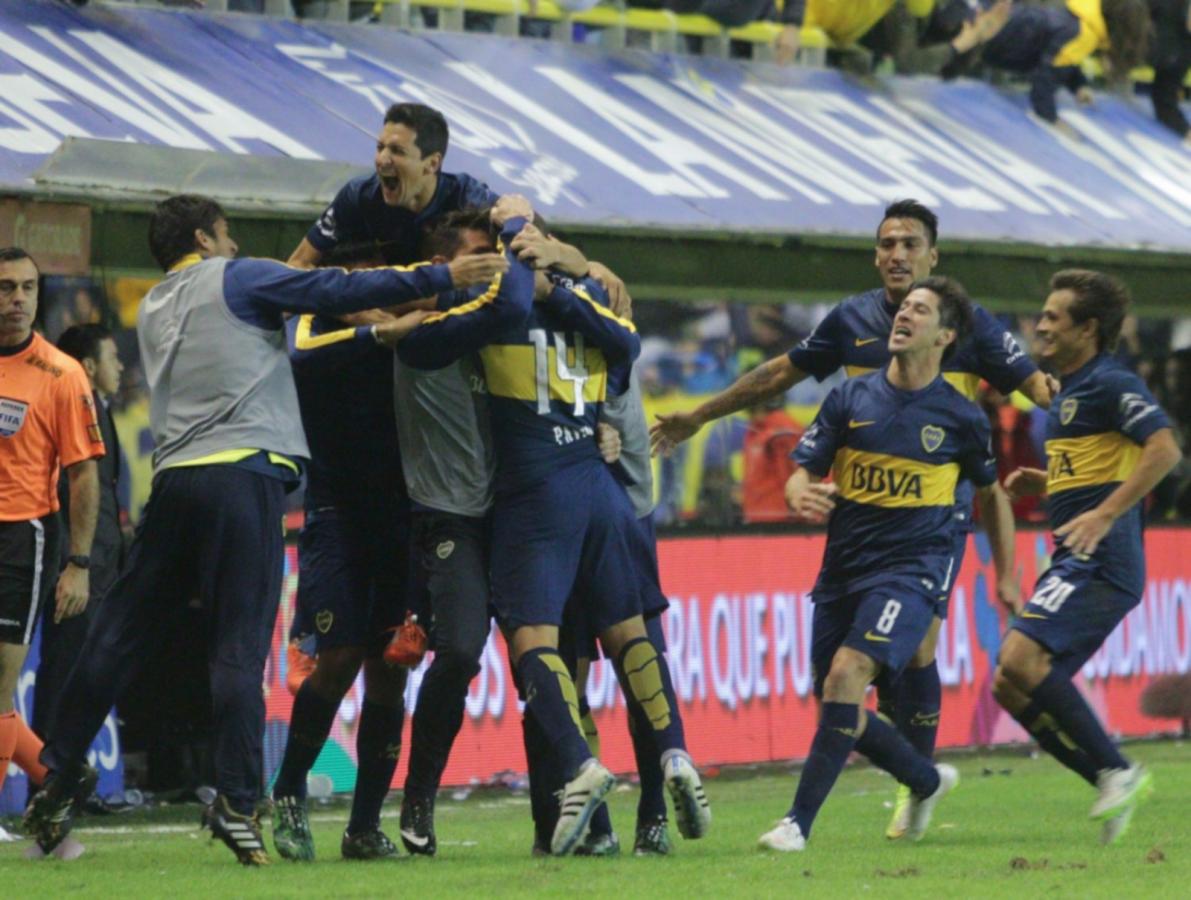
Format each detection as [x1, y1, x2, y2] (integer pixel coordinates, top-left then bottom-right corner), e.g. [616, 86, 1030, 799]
[0, 247, 104, 823]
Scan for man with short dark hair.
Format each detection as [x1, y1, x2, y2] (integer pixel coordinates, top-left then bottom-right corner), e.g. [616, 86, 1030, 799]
[759, 276, 1016, 851]
[997, 269, 1182, 845]
[33, 325, 125, 741]
[653, 199, 1047, 838]
[288, 103, 498, 270]
[24, 194, 504, 866]
[0, 248, 103, 836]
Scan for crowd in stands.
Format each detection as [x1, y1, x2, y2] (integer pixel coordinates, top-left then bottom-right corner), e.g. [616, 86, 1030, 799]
[172, 0, 1191, 144]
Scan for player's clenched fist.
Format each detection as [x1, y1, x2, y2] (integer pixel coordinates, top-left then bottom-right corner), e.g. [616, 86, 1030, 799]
[448, 253, 508, 288]
[1004, 467, 1048, 501]
[785, 473, 837, 522]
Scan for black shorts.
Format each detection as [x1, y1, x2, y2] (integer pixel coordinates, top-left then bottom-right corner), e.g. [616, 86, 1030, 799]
[0, 515, 61, 645]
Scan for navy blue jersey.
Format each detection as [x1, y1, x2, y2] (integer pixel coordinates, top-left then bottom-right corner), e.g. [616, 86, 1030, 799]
[794, 370, 997, 601]
[306, 172, 497, 265]
[286, 315, 402, 509]
[788, 287, 1036, 527]
[398, 218, 639, 491]
[1044, 353, 1170, 598]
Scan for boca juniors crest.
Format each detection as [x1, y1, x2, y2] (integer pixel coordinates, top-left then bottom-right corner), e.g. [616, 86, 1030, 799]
[0, 396, 29, 437]
[921, 425, 944, 453]
[1060, 398, 1078, 425]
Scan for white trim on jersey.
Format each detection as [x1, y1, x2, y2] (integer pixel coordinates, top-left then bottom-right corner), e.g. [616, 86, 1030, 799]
[25, 518, 45, 644]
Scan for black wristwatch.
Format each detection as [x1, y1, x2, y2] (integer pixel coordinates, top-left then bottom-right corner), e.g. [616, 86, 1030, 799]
[67, 555, 91, 570]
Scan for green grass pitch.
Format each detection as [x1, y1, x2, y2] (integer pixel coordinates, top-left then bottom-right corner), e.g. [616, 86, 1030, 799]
[3, 742, 1186, 898]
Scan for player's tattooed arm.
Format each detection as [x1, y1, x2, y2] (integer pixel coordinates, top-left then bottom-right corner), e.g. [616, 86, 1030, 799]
[976, 481, 1020, 613]
[650, 355, 806, 456]
[1055, 428, 1182, 556]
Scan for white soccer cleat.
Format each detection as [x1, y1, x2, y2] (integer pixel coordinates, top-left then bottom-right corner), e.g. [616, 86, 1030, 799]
[662, 750, 711, 839]
[885, 784, 912, 840]
[1091, 765, 1152, 822]
[550, 760, 616, 856]
[758, 817, 806, 852]
[905, 763, 959, 842]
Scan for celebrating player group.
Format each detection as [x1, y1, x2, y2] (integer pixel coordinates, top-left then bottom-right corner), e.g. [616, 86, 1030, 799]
[15, 103, 1180, 867]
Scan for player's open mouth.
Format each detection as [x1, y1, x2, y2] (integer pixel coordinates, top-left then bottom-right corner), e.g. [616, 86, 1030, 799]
[888, 268, 911, 277]
[893, 325, 911, 337]
[379, 174, 401, 192]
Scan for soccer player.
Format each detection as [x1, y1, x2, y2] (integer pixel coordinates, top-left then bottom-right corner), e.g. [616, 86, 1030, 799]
[288, 103, 499, 269]
[386, 210, 633, 857]
[758, 276, 1016, 851]
[995, 270, 1181, 845]
[652, 199, 1045, 837]
[23, 195, 498, 865]
[399, 212, 710, 856]
[0, 248, 103, 844]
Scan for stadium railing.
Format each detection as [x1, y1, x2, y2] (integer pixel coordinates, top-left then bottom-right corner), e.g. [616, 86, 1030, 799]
[188, 0, 835, 62]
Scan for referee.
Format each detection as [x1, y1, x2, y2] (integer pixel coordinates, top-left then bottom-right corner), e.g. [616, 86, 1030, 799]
[24, 194, 504, 865]
[0, 248, 103, 806]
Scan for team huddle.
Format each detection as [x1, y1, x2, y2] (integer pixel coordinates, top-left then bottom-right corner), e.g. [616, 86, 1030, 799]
[11, 102, 1181, 866]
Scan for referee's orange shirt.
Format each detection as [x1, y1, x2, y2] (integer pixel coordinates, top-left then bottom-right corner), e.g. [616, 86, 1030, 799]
[0, 332, 106, 522]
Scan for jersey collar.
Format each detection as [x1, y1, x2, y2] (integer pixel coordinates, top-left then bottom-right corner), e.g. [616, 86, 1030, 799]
[168, 253, 204, 274]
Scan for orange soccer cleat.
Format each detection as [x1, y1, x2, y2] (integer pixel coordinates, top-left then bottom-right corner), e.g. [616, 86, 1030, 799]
[383, 613, 428, 668]
[286, 637, 317, 696]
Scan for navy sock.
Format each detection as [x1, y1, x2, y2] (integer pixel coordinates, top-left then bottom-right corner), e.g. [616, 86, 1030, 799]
[522, 710, 561, 848]
[628, 698, 667, 824]
[273, 681, 341, 800]
[517, 648, 591, 780]
[854, 712, 940, 798]
[1029, 668, 1128, 771]
[348, 698, 404, 835]
[788, 702, 859, 838]
[1011, 700, 1098, 786]
[895, 662, 941, 760]
[614, 637, 686, 756]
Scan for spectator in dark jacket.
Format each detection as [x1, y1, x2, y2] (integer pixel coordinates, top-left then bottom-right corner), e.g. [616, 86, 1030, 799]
[34, 325, 125, 740]
[981, 0, 1150, 126]
[1148, 0, 1191, 144]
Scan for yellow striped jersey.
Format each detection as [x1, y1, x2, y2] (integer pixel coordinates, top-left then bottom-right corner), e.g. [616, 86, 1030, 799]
[786, 287, 1036, 531]
[793, 369, 996, 601]
[1044, 353, 1170, 597]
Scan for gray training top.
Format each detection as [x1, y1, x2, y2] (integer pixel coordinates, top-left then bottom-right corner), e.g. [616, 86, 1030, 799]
[600, 366, 653, 519]
[392, 354, 495, 517]
[138, 257, 309, 471]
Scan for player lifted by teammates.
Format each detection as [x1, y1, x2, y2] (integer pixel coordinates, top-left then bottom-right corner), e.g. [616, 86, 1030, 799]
[997, 271, 1181, 845]
[653, 200, 1046, 837]
[759, 276, 1017, 851]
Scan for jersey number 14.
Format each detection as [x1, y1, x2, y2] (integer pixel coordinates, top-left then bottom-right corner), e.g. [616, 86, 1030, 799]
[529, 329, 589, 416]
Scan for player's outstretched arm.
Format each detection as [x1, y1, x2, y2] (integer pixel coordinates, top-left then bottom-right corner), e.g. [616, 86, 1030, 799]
[651, 355, 806, 456]
[1054, 428, 1182, 557]
[976, 481, 1020, 612]
[538, 280, 640, 365]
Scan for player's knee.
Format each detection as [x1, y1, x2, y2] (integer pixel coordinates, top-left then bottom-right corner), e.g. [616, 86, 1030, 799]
[997, 637, 1047, 691]
[309, 646, 365, 697]
[991, 666, 1016, 705]
[435, 646, 483, 682]
[823, 651, 876, 701]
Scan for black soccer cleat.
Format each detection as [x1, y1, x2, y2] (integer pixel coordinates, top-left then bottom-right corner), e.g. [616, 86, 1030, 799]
[201, 794, 270, 866]
[341, 828, 400, 861]
[23, 770, 82, 854]
[399, 794, 437, 856]
[633, 815, 672, 856]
